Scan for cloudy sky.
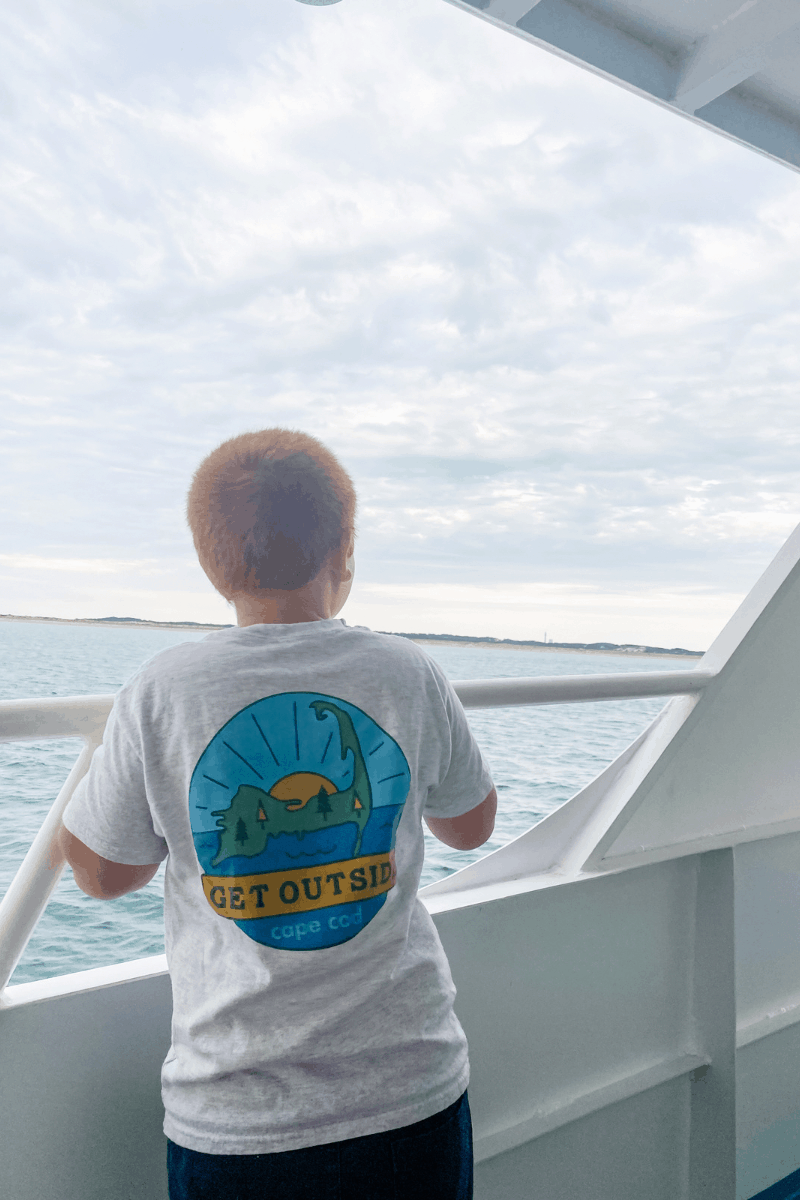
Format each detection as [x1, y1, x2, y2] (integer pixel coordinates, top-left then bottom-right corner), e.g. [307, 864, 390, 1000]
[1, 0, 797, 649]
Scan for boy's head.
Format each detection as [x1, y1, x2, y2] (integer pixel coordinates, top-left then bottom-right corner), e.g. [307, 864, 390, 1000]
[187, 429, 356, 600]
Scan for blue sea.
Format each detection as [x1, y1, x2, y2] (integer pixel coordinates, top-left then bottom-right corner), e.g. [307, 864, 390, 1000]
[0, 620, 693, 985]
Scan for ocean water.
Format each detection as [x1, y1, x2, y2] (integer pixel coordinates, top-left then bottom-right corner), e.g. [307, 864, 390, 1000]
[0, 620, 693, 985]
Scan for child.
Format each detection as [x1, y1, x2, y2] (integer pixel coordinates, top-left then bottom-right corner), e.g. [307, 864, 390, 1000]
[59, 428, 497, 1200]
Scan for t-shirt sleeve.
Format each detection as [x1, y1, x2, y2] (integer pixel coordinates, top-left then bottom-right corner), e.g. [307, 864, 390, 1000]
[422, 662, 495, 820]
[61, 687, 168, 866]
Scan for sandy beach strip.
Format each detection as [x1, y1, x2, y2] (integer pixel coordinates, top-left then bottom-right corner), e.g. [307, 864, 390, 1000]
[0, 615, 702, 657]
[0, 614, 229, 633]
[406, 638, 700, 658]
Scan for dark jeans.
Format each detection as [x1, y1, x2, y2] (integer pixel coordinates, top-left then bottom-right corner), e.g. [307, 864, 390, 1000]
[167, 1090, 473, 1200]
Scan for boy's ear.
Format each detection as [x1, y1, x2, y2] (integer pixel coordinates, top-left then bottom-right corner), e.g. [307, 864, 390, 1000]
[337, 540, 355, 582]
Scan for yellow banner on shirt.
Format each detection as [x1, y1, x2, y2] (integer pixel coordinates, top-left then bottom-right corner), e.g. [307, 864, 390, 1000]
[202, 852, 394, 920]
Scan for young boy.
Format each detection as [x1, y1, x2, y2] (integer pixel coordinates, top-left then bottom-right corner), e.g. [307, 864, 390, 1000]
[59, 429, 497, 1200]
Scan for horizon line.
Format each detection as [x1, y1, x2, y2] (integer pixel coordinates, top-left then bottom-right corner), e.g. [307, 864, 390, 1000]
[0, 614, 703, 656]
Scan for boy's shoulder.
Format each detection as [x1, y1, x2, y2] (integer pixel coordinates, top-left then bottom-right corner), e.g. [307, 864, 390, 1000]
[342, 624, 438, 664]
[340, 625, 453, 695]
[116, 631, 225, 694]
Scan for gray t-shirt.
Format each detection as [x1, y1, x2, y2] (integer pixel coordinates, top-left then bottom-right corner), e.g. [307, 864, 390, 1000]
[63, 619, 493, 1155]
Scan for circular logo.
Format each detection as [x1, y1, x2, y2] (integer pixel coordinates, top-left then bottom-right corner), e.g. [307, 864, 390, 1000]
[189, 693, 410, 950]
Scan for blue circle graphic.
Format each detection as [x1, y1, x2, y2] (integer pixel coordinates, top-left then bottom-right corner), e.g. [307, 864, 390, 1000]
[189, 692, 410, 950]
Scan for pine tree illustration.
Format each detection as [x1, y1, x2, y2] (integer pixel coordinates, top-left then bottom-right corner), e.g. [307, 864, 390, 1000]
[235, 817, 248, 846]
[316, 787, 333, 821]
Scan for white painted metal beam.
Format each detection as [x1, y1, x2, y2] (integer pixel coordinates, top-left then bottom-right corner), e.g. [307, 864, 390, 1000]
[0, 741, 97, 992]
[445, 0, 800, 168]
[481, 0, 539, 22]
[0, 693, 112, 743]
[474, 1050, 709, 1163]
[688, 848, 737, 1198]
[454, 668, 713, 708]
[514, 0, 676, 99]
[673, 0, 799, 114]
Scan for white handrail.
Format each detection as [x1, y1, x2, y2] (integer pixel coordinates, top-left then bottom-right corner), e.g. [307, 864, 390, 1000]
[0, 695, 115, 990]
[453, 669, 715, 708]
[0, 667, 715, 993]
[0, 742, 99, 991]
[0, 671, 714, 738]
[0, 694, 113, 743]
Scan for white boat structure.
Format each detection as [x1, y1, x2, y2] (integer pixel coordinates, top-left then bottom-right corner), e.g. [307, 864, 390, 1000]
[0, 2, 798, 1196]
[448, 0, 799, 168]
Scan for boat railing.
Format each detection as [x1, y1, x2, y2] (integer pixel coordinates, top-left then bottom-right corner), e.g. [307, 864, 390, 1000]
[0, 667, 715, 994]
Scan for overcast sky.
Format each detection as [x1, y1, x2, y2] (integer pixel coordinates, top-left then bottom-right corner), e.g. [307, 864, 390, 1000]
[1, 0, 797, 649]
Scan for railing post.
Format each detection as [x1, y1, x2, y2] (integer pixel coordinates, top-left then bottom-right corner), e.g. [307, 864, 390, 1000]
[688, 847, 737, 1199]
[0, 740, 97, 993]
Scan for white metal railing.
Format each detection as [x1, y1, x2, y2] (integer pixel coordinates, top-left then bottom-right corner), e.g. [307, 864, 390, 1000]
[0, 668, 715, 993]
[453, 668, 714, 708]
[0, 695, 113, 993]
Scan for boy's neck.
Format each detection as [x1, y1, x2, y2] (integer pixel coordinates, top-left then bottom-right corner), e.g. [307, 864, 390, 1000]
[231, 551, 354, 628]
[233, 589, 333, 627]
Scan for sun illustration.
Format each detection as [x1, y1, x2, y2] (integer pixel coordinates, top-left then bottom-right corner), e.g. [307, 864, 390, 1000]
[266, 771, 363, 814]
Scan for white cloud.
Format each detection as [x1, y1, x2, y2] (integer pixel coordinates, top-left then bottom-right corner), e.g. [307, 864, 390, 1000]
[0, 554, 161, 574]
[0, 0, 796, 644]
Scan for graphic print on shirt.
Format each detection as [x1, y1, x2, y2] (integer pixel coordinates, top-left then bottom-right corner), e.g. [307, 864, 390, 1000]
[189, 693, 410, 951]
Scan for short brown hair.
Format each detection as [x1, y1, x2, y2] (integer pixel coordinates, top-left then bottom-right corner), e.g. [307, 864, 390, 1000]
[187, 429, 356, 597]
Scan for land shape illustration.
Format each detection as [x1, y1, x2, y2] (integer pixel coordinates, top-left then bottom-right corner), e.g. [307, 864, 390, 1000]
[210, 700, 373, 866]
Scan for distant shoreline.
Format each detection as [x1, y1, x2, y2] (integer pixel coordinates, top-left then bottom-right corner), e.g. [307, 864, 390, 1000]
[406, 638, 700, 658]
[0, 614, 703, 658]
[0, 614, 230, 633]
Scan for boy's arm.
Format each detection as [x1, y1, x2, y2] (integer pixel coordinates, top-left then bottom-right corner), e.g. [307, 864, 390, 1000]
[425, 787, 497, 851]
[58, 824, 162, 900]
